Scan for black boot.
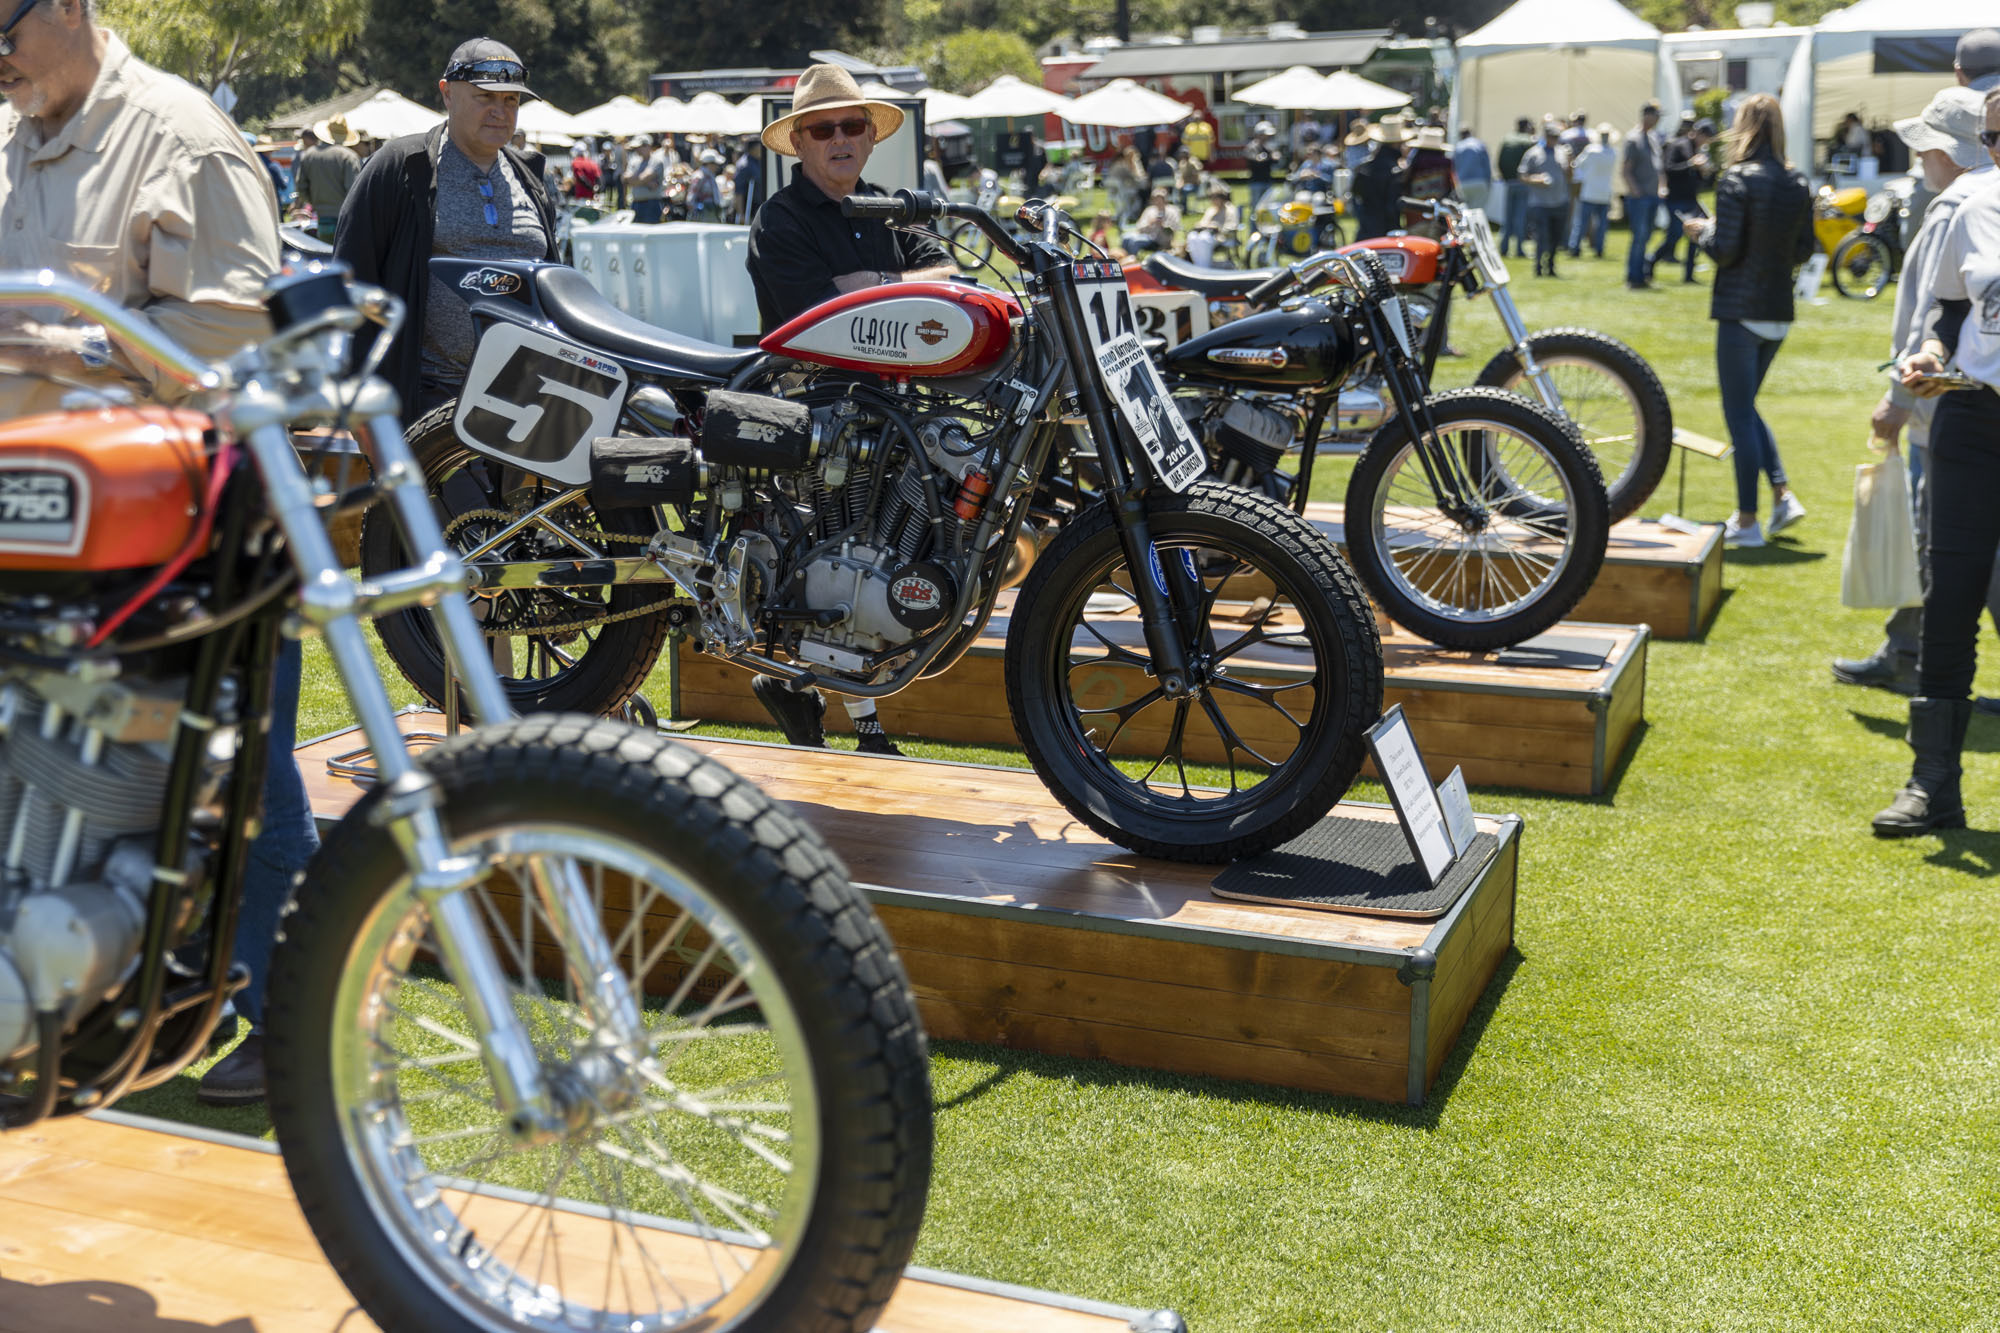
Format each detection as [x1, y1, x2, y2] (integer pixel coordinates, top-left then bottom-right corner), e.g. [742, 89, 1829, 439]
[853, 716, 903, 757]
[197, 1032, 266, 1106]
[1831, 646, 1918, 695]
[1872, 697, 1972, 837]
[751, 675, 826, 748]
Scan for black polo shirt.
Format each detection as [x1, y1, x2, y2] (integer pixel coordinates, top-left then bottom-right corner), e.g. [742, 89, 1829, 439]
[746, 166, 952, 331]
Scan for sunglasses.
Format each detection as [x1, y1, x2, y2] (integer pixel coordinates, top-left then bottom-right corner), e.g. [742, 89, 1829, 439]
[1981, 129, 2000, 149]
[0, 0, 41, 60]
[476, 176, 499, 227]
[445, 58, 528, 85]
[800, 117, 870, 143]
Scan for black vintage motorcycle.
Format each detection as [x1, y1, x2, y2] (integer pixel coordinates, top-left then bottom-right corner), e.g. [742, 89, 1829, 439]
[1151, 245, 1611, 651]
[0, 266, 930, 1332]
[363, 192, 1384, 864]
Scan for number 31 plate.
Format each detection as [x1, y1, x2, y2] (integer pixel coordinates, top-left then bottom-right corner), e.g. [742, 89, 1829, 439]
[1071, 261, 1206, 493]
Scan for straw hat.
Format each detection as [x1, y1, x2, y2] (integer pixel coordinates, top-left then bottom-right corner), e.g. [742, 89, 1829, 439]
[761, 64, 905, 157]
[1367, 115, 1412, 145]
[1343, 119, 1372, 147]
[313, 115, 359, 148]
[1410, 125, 1448, 151]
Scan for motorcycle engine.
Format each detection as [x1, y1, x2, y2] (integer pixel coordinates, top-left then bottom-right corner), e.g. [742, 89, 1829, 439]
[0, 668, 227, 1064]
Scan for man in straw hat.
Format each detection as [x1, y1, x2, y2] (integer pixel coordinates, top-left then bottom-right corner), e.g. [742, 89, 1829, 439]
[295, 114, 361, 241]
[745, 62, 954, 756]
[1350, 114, 1410, 241]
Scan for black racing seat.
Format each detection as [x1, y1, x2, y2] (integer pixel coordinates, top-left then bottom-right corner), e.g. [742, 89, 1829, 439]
[1144, 253, 1281, 299]
[532, 266, 764, 381]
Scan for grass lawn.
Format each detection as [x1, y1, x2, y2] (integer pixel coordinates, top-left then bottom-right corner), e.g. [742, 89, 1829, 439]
[123, 230, 2000, 1329]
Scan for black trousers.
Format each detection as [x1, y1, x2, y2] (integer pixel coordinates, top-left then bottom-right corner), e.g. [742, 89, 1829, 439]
[1918, 386, 2000, 699]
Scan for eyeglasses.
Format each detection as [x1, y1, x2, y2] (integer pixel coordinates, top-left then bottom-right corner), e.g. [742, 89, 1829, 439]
[476, 176, 498, 227]
[1981, 129, 2000, 149]
[444, 59, 528, 85]
[0, 0, 43, 60]
[800, 117, 870, 143]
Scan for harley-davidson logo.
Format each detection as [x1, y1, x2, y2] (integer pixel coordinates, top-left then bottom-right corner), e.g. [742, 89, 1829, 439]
[458, 267, 523, 296]
[915, 318, 948, 346]
[891, 577, 941, 609]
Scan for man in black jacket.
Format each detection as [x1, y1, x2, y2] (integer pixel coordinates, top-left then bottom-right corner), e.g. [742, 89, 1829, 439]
[334, 38, 558, 419]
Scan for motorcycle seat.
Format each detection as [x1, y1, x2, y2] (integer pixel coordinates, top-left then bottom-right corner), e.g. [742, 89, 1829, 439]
[533, 266, 763, 382]
[1144, 253, 1280, 299]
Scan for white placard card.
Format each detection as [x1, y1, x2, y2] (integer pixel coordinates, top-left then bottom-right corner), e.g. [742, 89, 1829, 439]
[1437, 767, 1477, 857]
[1365, 705, 1457, 884]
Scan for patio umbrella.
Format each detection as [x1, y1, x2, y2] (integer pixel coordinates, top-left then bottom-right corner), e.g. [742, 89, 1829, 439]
[915, 86, 981, 121]
[515, 99, 587, 141]
[574, 95, 653, 138]
[1232, 65, 1344, 111]
[1060, 78, 1193, 129]
[340, 89, 443, 140]
[962, 74, 1075, 120]
[1315, 70, 1413, 112]
[663, 91, 759, 138]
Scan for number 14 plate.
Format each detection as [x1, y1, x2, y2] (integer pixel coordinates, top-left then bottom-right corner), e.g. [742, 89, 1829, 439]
[1071, 261, 1205, 493]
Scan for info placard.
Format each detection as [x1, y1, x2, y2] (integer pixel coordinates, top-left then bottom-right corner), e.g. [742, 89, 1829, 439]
[1365, 705, 1456, 884]
[1437, 767, 1477, 857]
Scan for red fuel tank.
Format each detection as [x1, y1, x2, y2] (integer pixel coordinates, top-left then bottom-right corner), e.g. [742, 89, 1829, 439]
[0, 407, 211, 572]
[761, 282, 1019, 378]
[1341, 235, 1442, 287]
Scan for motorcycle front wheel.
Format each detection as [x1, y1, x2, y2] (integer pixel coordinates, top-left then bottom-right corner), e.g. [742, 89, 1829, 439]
[1345, 387, 1609, 651]
[1006, 481, 1382, 863]
[360, 403, 671, 719]
[266, 715, 932, 1333]
[1475, 327, 1674, 523]
[1831, 231, 1894, 300]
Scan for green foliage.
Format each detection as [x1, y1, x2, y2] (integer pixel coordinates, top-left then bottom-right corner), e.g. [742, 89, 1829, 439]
[634, 0, 891, 74]
[901, 0, 1277, 51]
[359, 0, 649, 116]
[911, 28, 1040, 95]
[1694, 85, 1729, 128]
[102, 0, 368, 92]
[1630, 0, 1849, 30]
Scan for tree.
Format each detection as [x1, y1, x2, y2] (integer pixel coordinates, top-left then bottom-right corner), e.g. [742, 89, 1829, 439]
[102, 0, 368, 93]
[359, 0, 650, 115]
[912, 28, 1039, 94]
[635, 0, 892, 75]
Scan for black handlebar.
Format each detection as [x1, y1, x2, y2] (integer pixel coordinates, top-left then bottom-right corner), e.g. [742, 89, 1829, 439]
[1244, 268, 1296, 306]
[841, 188, 1031, 267]
[840, 193, 925, 221]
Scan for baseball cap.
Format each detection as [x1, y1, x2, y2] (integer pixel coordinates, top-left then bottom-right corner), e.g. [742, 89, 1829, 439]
[1896, 86, 1985, 168]
[1956, 28, 2000, 82]
[443, 38, 536, 98]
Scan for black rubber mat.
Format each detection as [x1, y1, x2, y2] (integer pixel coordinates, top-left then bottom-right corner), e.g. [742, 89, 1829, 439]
[1493, 633, 1615, 671]
[1211, 816, 1500, 919]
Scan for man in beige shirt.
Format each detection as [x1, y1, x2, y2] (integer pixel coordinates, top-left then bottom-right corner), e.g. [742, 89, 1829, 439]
[0, 0, 280, 419]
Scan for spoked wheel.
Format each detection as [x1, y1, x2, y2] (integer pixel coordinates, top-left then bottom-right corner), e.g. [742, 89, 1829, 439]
[1475, 327, 1673, 523]
[266, 716, 932, 1333]
[1831, 232, 1894, 300]
[1006, 481, 1382, 863]
[1345, 387, 1609, 650]
[360, 403, 671, 718]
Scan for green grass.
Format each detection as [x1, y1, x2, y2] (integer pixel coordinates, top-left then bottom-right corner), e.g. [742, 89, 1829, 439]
[124, 239, 2000, 1329]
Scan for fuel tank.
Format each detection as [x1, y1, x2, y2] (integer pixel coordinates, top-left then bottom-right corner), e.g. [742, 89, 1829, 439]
[1342, 234, 1443, 287]
[761, 282, 1020, 378]
[0, 408, 211, 572]
[1162, 299, 1356, 389]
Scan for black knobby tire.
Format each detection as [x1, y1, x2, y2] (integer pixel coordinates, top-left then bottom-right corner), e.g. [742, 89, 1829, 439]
[1474, 327, 1673, 523]
[1831, 232, 1894, 300]
[360, 403, 669, 718]
[1346, 387, 1609, 651]
[1006, 481, 1382, 863]
[265, 715, 932, 1333]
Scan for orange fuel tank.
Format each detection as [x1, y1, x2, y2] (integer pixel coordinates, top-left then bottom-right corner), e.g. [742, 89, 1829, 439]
[0, 407, 211, 572]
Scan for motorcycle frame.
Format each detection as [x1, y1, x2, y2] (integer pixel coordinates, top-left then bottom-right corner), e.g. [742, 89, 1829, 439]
[0, 270, 641, 1144]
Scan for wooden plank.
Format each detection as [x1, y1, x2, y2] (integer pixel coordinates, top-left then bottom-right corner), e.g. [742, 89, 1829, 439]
[0, 1116, 1139, 1333]
[1424, 838, 1520, 1087]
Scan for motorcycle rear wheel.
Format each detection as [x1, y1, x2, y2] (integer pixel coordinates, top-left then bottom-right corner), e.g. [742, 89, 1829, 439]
[1474, 327, 1673, 524]
[1345, 387, 1609, 651]
[360, 403, 671, 719]
[1006, 481, 1382, 863]
[266, 715, 932, 1333]
[1831, 232, 1894, 300]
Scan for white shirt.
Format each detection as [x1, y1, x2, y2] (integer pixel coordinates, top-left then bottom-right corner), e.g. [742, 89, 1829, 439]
[1930, 178, 2000, 390]
[1574, 143, 1617, 205]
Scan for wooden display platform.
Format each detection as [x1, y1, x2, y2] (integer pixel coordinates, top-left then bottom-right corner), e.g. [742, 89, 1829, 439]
[302, 714, 1522, 1105]
[1272, 504, 1722, 640]
[675, 605, 1647, 797]
[0, 1110, 1170, 1332]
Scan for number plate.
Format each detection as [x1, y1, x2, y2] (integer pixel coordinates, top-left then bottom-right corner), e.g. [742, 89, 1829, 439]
[1459, 207, 1509, 288]
[0, 465, 85, 556]
[1071, 261, 1205, 493]
[455, 323, 630, 487]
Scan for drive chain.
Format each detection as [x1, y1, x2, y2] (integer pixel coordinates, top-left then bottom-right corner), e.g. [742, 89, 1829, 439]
[442, 507, 687, 639]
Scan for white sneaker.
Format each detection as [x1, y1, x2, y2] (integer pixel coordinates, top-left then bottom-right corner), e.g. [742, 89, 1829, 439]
[1723, 516, 1765, 547]
[1767, 492, 1806, 536]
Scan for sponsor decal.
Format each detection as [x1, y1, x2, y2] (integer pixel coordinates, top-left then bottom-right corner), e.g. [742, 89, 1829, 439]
[458, 267, 523, 296]
[624, 464, 670, 485]
[915, 318, 948, 346]
[891, 576, 941, 610]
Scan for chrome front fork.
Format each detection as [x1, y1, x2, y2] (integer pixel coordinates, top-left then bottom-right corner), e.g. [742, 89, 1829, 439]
[1486, 286, 1562, 411]
[227, 378, 644, 1143]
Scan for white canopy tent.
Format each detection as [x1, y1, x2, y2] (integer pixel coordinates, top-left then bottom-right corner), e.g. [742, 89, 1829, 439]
[574, 95, 655, 139]
[1658, 28, 1814, 164]
[1061, 78, 1194, 129]
[1803, 0, 1995, 148]
[962, 74, 1076, 120]
[1233, 65, 1411, 113]
[1449, 0, 1663, 148]
[659, 91, 759, 138]
[340, 89, 443, 140]
[515, 100, 587, 145]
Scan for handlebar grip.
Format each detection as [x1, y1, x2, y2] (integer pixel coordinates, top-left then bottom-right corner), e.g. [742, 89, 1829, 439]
[840, 189, 945, 225]
[1244, 269, 1295, 307]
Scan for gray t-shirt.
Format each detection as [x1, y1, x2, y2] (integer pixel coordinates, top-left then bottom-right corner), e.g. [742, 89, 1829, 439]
[1516, 141, 1570, 209]
[421, 140, 549, 389]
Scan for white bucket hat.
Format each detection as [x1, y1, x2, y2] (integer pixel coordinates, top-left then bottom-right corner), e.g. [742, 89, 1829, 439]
[1896, 86, 1986, 169]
